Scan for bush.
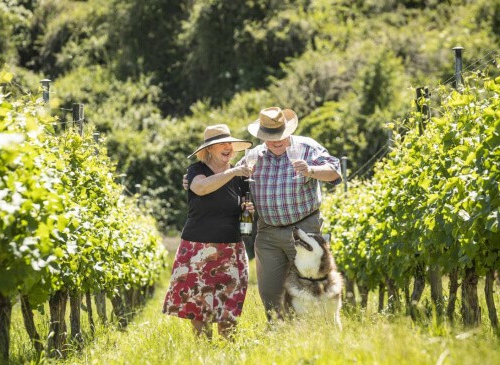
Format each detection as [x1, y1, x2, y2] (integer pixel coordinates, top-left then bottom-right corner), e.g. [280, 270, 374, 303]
[179, 0, 312, 112]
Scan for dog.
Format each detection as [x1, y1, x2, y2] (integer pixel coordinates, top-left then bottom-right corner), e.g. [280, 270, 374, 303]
[284, 226, 343, 329]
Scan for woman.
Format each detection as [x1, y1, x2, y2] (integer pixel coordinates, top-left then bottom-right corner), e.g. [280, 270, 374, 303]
[163, 124, 253, 339]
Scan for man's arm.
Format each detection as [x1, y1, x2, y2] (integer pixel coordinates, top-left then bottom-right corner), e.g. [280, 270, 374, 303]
[292, 136, 342, 183]
[292, 161, 341, 182]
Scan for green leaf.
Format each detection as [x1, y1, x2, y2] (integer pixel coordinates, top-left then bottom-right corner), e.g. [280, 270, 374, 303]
[485, 210, 500, 233]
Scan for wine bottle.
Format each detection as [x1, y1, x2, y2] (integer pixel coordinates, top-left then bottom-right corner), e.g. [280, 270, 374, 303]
[240, 192, 253, 236]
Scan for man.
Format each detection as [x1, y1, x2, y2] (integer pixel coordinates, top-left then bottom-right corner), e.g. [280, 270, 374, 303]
[183, 106, 342, 320]
[244, 106, 342, 320]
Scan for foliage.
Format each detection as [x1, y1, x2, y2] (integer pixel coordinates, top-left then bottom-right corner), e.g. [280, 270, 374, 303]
[0, 0, 37, 66]
[11, 0, 110, 76]
[122, 118, 204, 231]
[107, 0, 191, 114]
[322, 72, 500, 290]
[0, 69, 167, 307]
[47, 65, 174, 227]
[297, 48, 409, 175]
[178, 0, 312, 113]
[267, 50, 355, 118]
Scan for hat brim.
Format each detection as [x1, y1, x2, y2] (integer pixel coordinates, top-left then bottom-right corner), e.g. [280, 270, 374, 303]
[188, 137, 253, 158]
[247, 109, 298, 141]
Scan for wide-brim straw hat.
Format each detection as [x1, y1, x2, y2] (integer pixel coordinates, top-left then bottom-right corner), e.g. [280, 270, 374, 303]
[188, 124, 253, 158]
[247, 107, 298, 141]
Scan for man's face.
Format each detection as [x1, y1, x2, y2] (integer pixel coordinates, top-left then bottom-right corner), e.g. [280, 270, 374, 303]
[264, 137, 291, 156]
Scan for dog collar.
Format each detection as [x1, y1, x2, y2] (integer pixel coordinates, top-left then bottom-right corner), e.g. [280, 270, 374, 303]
[297, 274, 329, 282]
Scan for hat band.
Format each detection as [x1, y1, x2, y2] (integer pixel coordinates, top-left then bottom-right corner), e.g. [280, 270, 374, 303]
[204, 133, 231, 143]
[259, 124, 286, 135]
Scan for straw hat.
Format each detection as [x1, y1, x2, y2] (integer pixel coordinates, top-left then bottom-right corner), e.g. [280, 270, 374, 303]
[188, 124, 253, 158]
[247, 107, 298, 141]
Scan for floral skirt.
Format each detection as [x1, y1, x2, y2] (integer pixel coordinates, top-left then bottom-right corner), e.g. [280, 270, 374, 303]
[162, 239, 249, 323]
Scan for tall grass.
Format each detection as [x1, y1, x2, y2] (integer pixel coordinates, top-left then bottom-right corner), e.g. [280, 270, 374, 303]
[7, 254, 500, 365]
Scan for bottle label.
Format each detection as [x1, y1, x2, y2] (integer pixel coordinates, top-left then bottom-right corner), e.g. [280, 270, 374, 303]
[240, 222, 252, 235]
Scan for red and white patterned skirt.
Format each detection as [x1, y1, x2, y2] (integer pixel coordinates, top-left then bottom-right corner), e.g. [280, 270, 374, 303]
[162, 239, 249, 323]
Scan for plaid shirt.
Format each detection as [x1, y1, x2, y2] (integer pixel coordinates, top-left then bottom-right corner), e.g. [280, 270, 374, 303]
[239, 136, 341, 226]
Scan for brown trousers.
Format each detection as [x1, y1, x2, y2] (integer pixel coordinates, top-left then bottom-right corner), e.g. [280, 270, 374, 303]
[254, 211, 323, 321]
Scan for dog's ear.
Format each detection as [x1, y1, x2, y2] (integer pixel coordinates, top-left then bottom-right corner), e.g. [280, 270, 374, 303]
[293, 227, 315, 251]
[309, 233, 329, 248]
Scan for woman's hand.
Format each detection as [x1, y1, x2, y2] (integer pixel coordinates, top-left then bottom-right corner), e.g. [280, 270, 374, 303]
[245, 201, 255, 214]
[241, 201, 255, 214]
[230, 165, 252, 178]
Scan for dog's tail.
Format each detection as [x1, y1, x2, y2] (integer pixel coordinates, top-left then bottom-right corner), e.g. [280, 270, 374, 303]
[330, 271, 344, 297]
[331, 271, 343, 331]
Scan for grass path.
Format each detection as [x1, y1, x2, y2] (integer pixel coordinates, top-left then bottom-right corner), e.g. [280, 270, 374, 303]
[58, 257, 500, 365]
[9, 253, 500, 364]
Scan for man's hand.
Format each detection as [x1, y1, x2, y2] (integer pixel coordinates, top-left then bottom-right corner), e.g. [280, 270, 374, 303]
[292, 160, 310, 177]
[182, 174, 188, 190]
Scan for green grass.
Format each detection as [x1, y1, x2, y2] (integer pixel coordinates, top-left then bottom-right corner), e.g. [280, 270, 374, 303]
[7, 254, 500, 365]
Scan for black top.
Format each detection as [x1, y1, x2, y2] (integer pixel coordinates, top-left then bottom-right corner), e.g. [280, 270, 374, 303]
[181, 162, 248, 243]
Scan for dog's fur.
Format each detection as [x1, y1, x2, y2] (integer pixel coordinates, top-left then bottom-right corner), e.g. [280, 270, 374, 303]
[284, 227, 343, 329]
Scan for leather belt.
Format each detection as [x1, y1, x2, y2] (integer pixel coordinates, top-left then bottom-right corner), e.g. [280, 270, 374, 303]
[272, 209, 319, 228]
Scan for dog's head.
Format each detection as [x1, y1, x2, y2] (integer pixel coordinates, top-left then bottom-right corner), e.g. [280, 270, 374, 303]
[292, 226, 329, 252]
[291, 226, 334, 278]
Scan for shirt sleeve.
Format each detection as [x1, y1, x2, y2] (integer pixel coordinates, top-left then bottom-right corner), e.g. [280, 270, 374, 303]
[304, 137, 342, 186]
[187, 162, 208, 187]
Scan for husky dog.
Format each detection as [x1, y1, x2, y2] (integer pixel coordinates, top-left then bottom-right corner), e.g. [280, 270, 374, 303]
[284, 226, 343, 329]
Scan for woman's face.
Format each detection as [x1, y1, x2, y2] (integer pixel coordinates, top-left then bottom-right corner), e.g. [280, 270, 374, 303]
[208, 142, 234, 163]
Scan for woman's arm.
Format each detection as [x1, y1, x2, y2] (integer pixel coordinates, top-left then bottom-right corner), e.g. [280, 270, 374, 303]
[191, 165, 251, 196]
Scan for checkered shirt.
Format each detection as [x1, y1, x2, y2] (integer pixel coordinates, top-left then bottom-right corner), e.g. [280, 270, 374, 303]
[240, 136, 341, 227]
